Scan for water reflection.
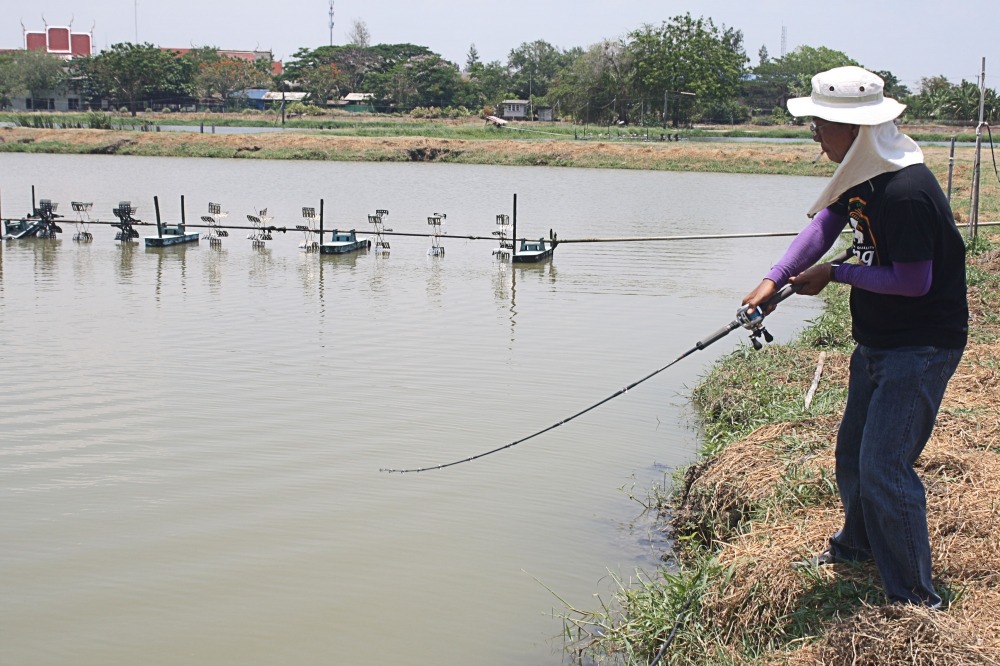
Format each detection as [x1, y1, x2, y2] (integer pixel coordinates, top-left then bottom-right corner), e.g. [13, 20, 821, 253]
[368, 251, 391, 299]
[149, 243, 192, 301]
[116, 241, 137, 282]
[491, 261, 510, 303]
[203, 243, 227, 293]
[425, 254, 445, 304]
[295, 250, 320, 295]
[70, 238, 94, 285]
[19, 238, 61, 286]
[514, 256, 557, 284]
[319, 247, 365, 270]
[247, 246, 275, 285]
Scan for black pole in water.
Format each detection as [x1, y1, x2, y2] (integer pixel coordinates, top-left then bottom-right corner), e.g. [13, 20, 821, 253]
[154, 196, 162, 237]
[319, 199, 325, 245]
[512, 193, 517, 257]
[32, 185, 36, 214]
[180, 195, 186, 232]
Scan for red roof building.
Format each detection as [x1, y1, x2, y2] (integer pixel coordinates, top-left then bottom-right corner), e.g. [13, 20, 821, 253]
[23, 24, 93, 58]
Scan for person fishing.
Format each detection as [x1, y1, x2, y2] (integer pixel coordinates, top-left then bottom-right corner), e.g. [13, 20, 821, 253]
[742, 66, 968, 607]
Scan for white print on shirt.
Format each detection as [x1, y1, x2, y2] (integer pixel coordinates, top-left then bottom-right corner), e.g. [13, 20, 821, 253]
[847, 195, 878, 267]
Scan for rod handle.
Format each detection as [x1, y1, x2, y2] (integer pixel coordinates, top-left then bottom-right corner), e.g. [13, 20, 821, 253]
[695, 321, 740, 350]
[763, 248, 853, 310]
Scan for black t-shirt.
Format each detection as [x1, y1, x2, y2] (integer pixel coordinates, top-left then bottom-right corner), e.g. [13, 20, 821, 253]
[830, 163, 968, 349]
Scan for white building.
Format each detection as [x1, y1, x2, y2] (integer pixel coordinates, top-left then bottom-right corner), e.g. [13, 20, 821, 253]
[501, 100, 530, 120]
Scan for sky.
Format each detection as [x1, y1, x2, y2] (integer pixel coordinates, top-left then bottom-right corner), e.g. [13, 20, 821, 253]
[3, 0, 997, 92]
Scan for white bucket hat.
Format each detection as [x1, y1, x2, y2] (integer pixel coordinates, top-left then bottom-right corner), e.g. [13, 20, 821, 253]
[787, 66, 906, 125]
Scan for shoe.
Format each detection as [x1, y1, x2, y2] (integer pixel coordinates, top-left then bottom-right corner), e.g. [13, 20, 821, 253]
[792, 549, 835, 570]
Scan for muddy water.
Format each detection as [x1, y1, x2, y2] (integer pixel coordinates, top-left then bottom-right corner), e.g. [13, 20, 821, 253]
[0, 153, 826, 665]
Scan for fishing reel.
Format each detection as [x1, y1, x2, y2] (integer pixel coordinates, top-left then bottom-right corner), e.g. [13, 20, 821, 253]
[735, 304, 775, 350]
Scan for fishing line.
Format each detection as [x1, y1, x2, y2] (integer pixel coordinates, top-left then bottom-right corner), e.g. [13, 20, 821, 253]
[380, 251, 850, 474]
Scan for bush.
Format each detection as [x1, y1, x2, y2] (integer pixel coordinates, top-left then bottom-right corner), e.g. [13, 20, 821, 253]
[691, 100, 752, 125]
[770, 106, 791, 125]
[86, 112, 114, 130]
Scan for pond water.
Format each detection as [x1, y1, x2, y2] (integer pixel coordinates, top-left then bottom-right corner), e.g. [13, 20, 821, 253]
[0, 153, 827, 665]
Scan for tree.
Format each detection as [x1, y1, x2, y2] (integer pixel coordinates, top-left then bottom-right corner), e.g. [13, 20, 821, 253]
[507, 39, 575, 100]
[629, 14, 749, 126]
[348, 20, 371, 48]
[298, 62, 343, 106]
[75, 43, 190, 115]
[366, 54, 466, 109]
[548, 41, 627, 125]
[748, 45, 858, 115]
[196, 57, 272, 108]
[0, 53, 24, 108]
[871, 69, 910, 99]
[283, 43, 434, 96]
[758, 45, 770, 66]
[464, 59, 512, 110]
[183, 47, 270, 107]
[918, 75, 953, 96]
[465, 44, 480, 72]
[12, 49, 67, 108]
[898, 76, 997, 123]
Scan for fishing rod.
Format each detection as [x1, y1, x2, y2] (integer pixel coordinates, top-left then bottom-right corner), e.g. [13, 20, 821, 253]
[380, 250, 851, 474]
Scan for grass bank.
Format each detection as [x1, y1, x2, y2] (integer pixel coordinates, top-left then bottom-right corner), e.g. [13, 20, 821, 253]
[567, 233, 1000, 665]
[0, 123, 997, 222]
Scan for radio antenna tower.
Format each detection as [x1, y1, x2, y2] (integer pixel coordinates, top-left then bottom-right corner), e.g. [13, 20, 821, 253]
[329, 0, 334, 46]
[780, 25, 787, 57]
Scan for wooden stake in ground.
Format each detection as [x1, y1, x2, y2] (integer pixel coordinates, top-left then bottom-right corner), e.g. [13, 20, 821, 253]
[804, 351, 827, 409]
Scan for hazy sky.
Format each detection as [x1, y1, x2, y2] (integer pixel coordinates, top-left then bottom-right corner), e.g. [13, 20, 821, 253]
[4, 0, 996, 91]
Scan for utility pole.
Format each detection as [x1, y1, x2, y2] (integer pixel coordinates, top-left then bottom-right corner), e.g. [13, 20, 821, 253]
[329, 0, 335, 46]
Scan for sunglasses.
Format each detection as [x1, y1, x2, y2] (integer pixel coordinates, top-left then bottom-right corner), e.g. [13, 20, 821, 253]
[809, 121, 836, 137]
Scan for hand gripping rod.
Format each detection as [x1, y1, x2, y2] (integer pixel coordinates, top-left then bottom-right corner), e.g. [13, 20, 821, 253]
[380, 250, 851, 474]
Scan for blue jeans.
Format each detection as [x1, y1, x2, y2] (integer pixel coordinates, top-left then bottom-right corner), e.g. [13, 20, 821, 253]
[830, 344, 962, 606]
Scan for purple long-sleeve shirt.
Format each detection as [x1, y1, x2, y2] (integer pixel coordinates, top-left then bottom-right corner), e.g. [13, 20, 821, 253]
[765, 207, 933, 297]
